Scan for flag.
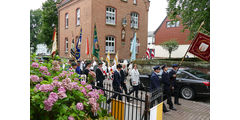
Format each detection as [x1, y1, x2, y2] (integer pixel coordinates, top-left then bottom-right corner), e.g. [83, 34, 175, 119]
[85, 37, 89, 56]
[150, 49, 155, 58]
[188, 32, 210, 61]
[51, 28, 57, 57]
[113, 51, 118, 65]
[150, 102, 163, 120]
[146, 48, 150, 59]
[70, 38, 75, 58]
[106, 51, 110, 66]
[92, 24, 100, 60]
[130, 32, 137, 61]
[75, 28, 82, 60]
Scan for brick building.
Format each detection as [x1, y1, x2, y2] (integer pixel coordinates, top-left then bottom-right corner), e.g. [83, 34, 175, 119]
[57, 0, 150, 60]
[148, 16, 194, 58]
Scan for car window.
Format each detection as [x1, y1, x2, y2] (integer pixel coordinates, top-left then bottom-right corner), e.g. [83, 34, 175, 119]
[177, 72, 194, 79]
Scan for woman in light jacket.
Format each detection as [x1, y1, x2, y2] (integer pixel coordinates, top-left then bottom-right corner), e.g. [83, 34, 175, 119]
[127, 64, 140, 98]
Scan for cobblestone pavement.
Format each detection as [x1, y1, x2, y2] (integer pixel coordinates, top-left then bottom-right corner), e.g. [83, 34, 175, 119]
[163, 97, 210, 120]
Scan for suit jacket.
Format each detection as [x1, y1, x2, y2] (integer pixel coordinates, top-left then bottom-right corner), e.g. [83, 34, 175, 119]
[96, 67, 105, 83]
[76, 66, 81, 75]
[150, 72, 161, 92]
[120, 70, 125, 85]
[161, 71, 171, 92]
[169, 69, 177, 87]
[113, 70, 121, 88]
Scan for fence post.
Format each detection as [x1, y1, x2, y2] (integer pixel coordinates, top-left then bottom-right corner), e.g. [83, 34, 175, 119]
[144, 94, 149, 120]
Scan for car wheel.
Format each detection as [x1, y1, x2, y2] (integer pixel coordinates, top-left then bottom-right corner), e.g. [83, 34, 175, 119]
[180, 86, 195, 100]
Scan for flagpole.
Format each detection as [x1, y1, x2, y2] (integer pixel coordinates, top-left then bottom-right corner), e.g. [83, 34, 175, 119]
[177, 21, 205, 71]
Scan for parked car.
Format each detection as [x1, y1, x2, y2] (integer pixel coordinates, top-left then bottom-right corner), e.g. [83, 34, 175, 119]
[139, 68, 210, 100]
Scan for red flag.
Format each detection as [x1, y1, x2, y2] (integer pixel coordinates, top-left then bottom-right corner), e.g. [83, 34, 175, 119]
[51, 28, 57, 57]
[188, 32, 210, 61]
[86, 37, 89, 55]
[150, 49, 155, 58]
[146, 48, 150, 59]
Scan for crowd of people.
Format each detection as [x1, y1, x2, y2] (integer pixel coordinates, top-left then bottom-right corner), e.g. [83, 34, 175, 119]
[150, 64, 181, 113]
[60, 58, 181, 113]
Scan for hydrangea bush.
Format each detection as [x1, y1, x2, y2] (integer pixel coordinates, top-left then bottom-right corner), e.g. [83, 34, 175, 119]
[30, 54, 111, 120]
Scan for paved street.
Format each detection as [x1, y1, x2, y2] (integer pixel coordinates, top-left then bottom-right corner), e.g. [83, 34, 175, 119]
[163, 96, 210, 120]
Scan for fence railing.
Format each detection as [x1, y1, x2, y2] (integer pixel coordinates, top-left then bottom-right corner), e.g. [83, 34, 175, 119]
[93, 83, 163, 120]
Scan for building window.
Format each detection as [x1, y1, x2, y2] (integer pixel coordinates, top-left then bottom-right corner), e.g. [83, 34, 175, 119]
[106, 7, 116, 25]
[166, 21, 180, 28]
[105, 36, 115, 53]
[65, 13, 69, 28]
[131, 12, 139, 29]
[133, 0, 137, 4]
[65, 38, 68, 53]
[76, 9, 80, 26]
[121, 0, 128, 2]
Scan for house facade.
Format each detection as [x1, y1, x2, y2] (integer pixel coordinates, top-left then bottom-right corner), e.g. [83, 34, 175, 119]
[57, 0, 150, 60]
[152, 16, 194, 58]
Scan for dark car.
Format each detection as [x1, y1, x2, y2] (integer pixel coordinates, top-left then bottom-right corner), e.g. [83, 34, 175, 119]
[139, 68, 210, 100]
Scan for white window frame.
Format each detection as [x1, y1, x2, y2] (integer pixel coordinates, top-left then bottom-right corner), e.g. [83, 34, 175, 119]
[167, 21, 180, 28]
[65, 13, 68, 28]
[133, 0, 137, 4]
[131, 12, 139, 29]
[105, 36, 115, 53]
[76, 9, 80, 26]
[106, 7, 116, 25]
[65, 38, 68, 53]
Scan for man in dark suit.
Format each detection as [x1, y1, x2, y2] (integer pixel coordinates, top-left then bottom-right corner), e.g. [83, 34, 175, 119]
[120, 65, 128, 94]
[150, 66, 169, 112]
[169, 64, 181, 105]
[96, 62, 105, 88]
[76, 60, 82, 75]
[106, 64, 123, 104]
[162, 65, 177, 111]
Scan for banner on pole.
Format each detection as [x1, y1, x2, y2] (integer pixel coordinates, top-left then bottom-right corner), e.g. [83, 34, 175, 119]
[150, 102, 163, 120]
[188, 32, 210, 61]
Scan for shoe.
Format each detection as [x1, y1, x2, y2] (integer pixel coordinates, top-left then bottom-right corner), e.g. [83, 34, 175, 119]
[163, 110, 170, 113]
[175, 103, 181, 105]
[169, 107, 177, 111]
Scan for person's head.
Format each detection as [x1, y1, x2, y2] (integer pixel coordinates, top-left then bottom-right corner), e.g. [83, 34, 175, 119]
[122, 64, 126, 69]
[117, 64, 122, 70]
[85, 61, 92, 68]
[172, 64, 178, 70]
[161, 65, 168, 71]
[98, 61, 103, 67]
[133, 64, 137, 69]
[153, 66, 161, 73]
[71, 62, 77, 69]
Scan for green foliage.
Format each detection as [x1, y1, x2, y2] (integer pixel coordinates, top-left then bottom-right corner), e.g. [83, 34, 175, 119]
[30, 9, 42, 53]
[38, 0, 58, 50]
[161, 39, 179, 58]
[167, 0, 210, 39]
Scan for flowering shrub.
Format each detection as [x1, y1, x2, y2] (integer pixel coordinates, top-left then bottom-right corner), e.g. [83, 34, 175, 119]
[30, 54, 110, 120]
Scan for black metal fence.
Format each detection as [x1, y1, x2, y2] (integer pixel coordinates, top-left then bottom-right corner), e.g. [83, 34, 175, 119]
[93, 83, 163, 120]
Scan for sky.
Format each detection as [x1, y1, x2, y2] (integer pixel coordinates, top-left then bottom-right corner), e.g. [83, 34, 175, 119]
[30, 0, 168, 32]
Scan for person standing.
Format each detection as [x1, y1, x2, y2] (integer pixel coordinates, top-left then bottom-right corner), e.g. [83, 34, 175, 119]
[161, 65, 177, 111]
[169, 64, 181, 105]
[96, 62, 105, 88]
[127, 64, 140, 98]
[76, 60, 82, 75]
[120, 64, 128, 94]
[106, 64, 123, 104]
[84, 61, 96, 85]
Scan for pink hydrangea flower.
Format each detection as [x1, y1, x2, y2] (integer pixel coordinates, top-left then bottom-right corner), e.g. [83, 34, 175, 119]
[88, 91, 99, 99]
[68, 116, 75, 120]
[53, 76, 59, 80]
[30, 75, 39, 82]
[80, 87, 87, 95]
[32, 62, 39, 68]
[39, 77, 44, 81]
[86, 84, 92, 90]
[58, 92, 67, 99]
[74, 78, 79, 81]
[88, 98, 99, 112]
[98, 89, 104, 95]
[59, 73, 65, 77]
[44, 99, 53, 111]
[39, 66, 48, 72]
[76, 102, 84, 110]
[58, 87, 66, 93]
[39, 84, 54, 92]
[49, 92, 58, 102]
[62, 71, 68, 74]
[35, 84, 41, 90]
[81, 81, 86, 85]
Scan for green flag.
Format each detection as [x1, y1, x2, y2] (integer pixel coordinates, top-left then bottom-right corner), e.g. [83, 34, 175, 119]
[92, 24, 100, 60]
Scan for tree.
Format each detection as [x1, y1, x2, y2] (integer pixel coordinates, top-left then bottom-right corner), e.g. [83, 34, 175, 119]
[167, 0, 210, 40]
[38, 0, 58, 51]
[161, 39, 179, 58]
[30, 9, 42, 53]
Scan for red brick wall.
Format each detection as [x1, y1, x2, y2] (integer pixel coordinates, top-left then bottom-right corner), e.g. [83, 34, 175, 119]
[58, 0, 149, 60]
[154, 17, 191, 45]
